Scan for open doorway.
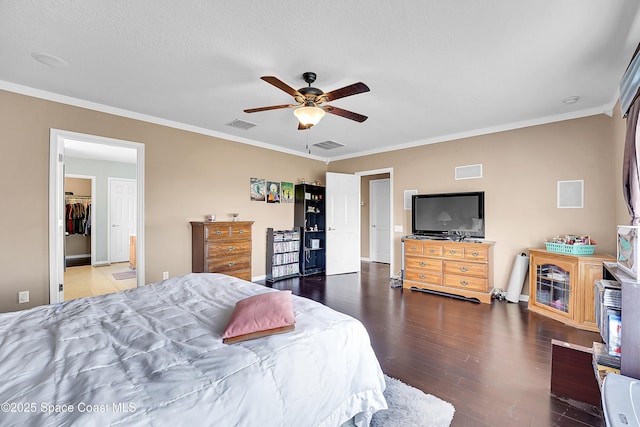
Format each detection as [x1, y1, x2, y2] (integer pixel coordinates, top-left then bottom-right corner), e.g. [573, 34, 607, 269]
[49, 129, 145, 304]
[357, 168, 394, 277]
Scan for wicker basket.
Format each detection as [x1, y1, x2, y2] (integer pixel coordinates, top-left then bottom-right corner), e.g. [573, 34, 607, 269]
[544, 242, 596, 255]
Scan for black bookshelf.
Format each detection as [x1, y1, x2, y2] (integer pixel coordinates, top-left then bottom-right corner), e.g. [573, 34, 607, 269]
[265, 228, 301, 282]
[294, 184, 325, 276]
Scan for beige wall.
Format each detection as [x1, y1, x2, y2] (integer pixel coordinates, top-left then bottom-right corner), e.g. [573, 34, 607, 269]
[0, 89, 326, 312]
[330, 112, 625, 293]
[0, 87, 630, 311]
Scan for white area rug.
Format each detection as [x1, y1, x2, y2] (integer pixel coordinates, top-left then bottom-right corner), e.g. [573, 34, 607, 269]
[371, 375, 455, 427]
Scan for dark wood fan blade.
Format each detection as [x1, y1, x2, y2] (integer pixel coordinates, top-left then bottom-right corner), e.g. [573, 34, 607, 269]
[261, 76, 302, 98]
[298, 122, 312, 130]
[244, 104, 297, 113]
[322, 82, 370, 102]
[322, 105, 368, 122]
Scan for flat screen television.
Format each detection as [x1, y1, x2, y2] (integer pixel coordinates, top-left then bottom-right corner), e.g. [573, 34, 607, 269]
[411, 191, 485, 239]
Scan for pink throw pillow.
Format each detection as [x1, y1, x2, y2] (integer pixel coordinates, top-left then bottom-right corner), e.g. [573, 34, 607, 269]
[222, 290, 295, 344]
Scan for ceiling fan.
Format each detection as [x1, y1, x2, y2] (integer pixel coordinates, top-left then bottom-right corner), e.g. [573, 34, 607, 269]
[244, 72, 370, 129]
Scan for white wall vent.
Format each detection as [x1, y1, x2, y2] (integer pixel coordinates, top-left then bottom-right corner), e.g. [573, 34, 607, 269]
[225, 119, 258, 130]
[313, 140, 345, 150]
[455, 164, 482, 180]
[557, 180, 584, 208]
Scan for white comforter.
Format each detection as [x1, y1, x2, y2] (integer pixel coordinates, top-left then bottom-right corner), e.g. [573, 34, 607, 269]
[0, 273, 387, 426]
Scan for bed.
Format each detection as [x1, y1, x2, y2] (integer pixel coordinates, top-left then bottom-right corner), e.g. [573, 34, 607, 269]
[0, 273, 387, 426]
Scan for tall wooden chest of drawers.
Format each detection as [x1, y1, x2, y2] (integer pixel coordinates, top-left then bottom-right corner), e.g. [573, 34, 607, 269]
[402, 237, 495, 304]
[190, 221, 254, 281]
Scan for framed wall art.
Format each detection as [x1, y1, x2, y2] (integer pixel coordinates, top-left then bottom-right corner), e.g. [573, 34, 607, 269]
[267, 181, 281, 203]
[250, 178, 266, 202]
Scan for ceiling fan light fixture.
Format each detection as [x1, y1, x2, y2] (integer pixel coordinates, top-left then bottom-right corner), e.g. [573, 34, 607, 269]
[294, 106, 325, 126]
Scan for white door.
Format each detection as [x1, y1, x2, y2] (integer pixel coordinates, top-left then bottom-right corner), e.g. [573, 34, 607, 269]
[325, 172, 360, 275]
[370, 178, 390, 263]
[109, 178, 136, 263]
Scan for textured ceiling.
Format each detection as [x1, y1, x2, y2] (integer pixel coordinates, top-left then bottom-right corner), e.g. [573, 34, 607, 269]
[1, 1, 640, 161]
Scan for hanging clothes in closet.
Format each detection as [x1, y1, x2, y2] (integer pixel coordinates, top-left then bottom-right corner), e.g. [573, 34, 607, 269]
[65, 197, 91, 236]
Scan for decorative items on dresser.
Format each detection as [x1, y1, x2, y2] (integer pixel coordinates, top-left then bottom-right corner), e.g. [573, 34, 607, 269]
[266, 228, 301, 282]
[528, 249, 614, 331]
[402, 237, 495, 304]
[294, 184, 326, 276]
[190, 221, 254, 281]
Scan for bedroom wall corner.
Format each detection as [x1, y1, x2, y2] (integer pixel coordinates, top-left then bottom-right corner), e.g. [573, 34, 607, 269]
[329, 113, 618, 294]
[0, 89, 327, 312]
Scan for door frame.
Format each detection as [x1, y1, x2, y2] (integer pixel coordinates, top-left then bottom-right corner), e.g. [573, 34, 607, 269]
[107, 177, 137, 264]
[369, 178, 391, 264]
[49, 129, 145, 304]
[356, 168, 394, 277]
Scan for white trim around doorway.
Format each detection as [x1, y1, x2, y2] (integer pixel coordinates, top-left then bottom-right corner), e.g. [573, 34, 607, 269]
[49, 129, 145, 304]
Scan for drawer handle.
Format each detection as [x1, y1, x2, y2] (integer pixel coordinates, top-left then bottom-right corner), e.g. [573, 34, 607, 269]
[460, 280, 469, 286]
[228, 246, 235, 251]
[419, 274, 427, 279]
[449, 249, 457, 254]
[459, 266, 468, 272]
[239, 230, 245, 234]
[411, 247, 417, 252]
[419, 262, 427, 267]
[215, 230, 222, 235]
[227, 262, 235, 267]
[429, 248, 436, 253]
[471, 251, 479, 257]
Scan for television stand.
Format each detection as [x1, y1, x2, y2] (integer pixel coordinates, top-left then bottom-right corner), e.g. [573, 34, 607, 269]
[402, 236, 495, 304]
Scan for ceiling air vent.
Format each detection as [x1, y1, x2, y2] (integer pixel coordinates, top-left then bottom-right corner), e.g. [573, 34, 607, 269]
[312, 140, 345, 150]
[226, 119, 258, 130]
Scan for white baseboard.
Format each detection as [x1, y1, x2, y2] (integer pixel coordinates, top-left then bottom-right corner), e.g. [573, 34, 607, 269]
[361, 257, 371, 262]
[519, 295, 529, 302]
[93, 260, 110, 267]
[65, 254, 90, 259]
[252, 274, 266, 282]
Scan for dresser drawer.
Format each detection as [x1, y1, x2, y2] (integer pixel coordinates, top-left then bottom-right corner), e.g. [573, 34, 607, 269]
[442, 243, 464, 259]
[207, 240, 251, 258]
[405, 256, 442, 271]
[463, 246, 488, 261]
[404, 240, 423, 255]
[422, 242, 443, 257]
[444, 274, 488, 292]
[230, 223, 252, 238]
[207, 256, 251, 274]
[204, 224, 231, 240]
[443, 260, 487, 278]
[405, 270, 442, 286]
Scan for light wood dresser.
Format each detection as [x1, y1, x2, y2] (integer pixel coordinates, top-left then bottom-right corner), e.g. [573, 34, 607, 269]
[190, 221, 254, 281]
[402, 237, 495, 304]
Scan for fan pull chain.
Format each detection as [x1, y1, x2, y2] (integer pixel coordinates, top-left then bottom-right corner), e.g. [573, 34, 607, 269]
[306, 127, 311, 154]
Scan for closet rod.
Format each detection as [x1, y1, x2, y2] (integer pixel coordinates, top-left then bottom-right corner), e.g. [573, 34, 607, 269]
[65, 195, 91, 199]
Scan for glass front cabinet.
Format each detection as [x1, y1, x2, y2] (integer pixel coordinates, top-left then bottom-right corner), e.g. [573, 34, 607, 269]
[528, 249, 614, 331]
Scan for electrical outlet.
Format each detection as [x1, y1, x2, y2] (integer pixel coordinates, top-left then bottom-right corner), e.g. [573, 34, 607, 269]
[162, 271, 169, 280]
[18, 291, 29, 304]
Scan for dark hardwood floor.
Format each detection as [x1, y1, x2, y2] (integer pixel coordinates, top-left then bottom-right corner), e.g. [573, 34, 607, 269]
[260, 261, 604, 427]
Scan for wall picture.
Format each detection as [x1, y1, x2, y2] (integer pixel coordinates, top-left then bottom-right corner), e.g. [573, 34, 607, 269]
[267, 181, 281, 203]
[281, 182, 294, 203]
[250, 178, 266, 201]
[617, 225, 640, 280]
